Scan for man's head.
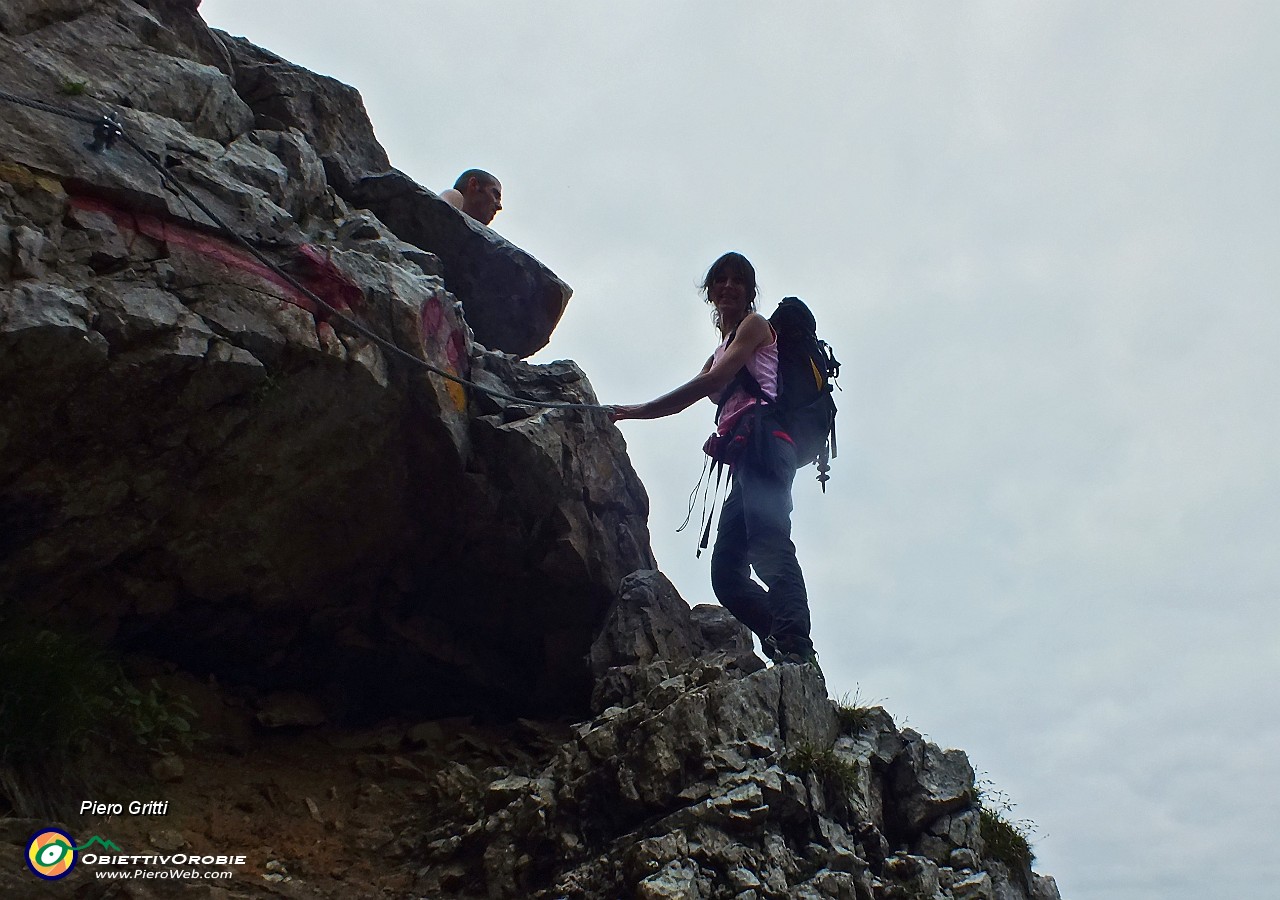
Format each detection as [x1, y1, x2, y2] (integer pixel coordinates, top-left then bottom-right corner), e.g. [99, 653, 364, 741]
[452, 169, 502, 225]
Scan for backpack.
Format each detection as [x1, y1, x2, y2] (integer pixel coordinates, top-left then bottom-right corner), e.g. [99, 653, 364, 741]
[725, 296, 841, 490]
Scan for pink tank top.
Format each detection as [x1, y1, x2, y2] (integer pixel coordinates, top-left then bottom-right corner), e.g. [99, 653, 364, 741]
[712, 325, 778, 434]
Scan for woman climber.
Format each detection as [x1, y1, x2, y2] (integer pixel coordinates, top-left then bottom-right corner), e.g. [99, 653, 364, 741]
[608, 252, 820, 675]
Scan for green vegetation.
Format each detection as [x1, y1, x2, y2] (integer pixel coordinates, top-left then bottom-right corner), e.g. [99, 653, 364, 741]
[0, 628, 206, 815]
[782, 742, 859, 796]
[111, 678, 206, 755]
[973, 779, 1037, 873]
[832, 688, 884, 735]
[980, 807, 1035, 871]
[59, 78, 90, 96]
[0, 629, 116, 769]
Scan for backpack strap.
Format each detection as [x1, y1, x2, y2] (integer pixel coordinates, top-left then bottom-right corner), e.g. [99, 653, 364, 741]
[714, 366, 768, 421]
[713, 323, 774, 422]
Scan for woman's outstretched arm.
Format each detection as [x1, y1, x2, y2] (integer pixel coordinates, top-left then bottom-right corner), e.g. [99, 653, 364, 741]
[609, 313, 771, 422]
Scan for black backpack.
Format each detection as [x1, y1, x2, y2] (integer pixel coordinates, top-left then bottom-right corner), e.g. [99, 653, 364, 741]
[729, 297, 841, 489]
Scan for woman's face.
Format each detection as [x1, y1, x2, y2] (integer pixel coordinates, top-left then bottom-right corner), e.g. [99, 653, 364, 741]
[710, 268, 751, 322]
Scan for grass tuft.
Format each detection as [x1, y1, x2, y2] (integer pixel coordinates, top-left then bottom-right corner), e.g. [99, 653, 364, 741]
[973, 778, 1038, 873]
[980, 807, 1035, 871]
[832, 687, 885, 735]
[783, 742, 859, 796]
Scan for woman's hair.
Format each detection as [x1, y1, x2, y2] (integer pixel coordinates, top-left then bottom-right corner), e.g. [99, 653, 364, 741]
[701, 251, 758, 330]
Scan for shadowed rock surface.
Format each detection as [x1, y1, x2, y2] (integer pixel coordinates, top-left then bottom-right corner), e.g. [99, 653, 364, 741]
[0, 0, 643, 719]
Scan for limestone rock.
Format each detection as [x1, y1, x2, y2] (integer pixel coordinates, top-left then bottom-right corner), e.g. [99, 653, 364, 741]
[589, 570, 703, 676]
[350, 169, 572, 358]
[1031, 873, 1063, 900]
[0, 0, 99, 36]
[220, 33, 390, 196]
[410, 643, 1057, 900]
[887, 729, 978, 840]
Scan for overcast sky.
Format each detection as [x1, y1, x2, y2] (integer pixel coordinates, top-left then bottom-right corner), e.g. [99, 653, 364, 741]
[201, 3, 1279, 897]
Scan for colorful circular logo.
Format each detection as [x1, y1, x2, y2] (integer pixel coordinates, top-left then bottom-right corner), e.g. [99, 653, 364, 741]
[26, 829, 77, 880]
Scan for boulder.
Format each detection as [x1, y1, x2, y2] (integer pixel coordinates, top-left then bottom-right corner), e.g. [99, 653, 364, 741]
[350, 169, 572, 358]
[588, 570, 703, 676]
[887, 729, 978, 839]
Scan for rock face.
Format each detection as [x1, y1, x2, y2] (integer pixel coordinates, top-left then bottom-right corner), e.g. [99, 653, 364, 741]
[0, 0, 642, 718]
[219, 32, 572, 358]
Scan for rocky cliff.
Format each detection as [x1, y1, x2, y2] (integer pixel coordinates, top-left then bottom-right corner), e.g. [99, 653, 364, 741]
[0, 2, 1061, 898]
[0, 0, 644, 721]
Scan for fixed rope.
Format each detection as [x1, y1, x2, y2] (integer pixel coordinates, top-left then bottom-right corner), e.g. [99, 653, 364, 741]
[0, 89, 608, 414]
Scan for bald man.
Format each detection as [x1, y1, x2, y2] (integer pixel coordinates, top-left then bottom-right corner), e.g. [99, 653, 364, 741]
[440, 169, 503, 225]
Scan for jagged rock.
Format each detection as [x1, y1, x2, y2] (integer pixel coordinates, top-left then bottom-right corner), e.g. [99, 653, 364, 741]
[984, 860, 1064, 900]
[883, 852, 941, 899]
[589, 570, 702, 675]
[0, 0, 98, 36]
[887, 729, 977, 840]
[689, 602, 760, 662]
[433, 665, 1038, 899]
[0, 4, 259, 213]
[637, 859, 700, 900]
[588, 571, 766, 711]
[446, 578, 846, 898]
[954, 871, 996, 900]
[916, 807, 982, 864]
[1030, 873, 1063, 900]
[350, 169, 572, 358]
[220, 33, 389, 196]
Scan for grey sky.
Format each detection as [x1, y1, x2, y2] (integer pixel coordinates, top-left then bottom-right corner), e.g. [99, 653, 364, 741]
[201, 2, 1280, 897]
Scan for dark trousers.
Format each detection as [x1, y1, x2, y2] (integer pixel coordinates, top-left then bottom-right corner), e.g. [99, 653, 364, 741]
[709, 436, 813, 657]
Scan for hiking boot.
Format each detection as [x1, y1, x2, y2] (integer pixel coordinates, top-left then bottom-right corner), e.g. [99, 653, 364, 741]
[761, 635, 784, 663]
[777, 650, 824, 679]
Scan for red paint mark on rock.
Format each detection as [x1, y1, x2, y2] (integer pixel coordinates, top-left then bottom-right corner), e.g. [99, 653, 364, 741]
[69, 194, 360, 319]
[447, 329, 466, 371]
[69, 191, 473, 402]
[422, 295, 445, 336]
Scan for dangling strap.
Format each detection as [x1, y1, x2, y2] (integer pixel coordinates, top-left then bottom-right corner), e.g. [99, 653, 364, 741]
[677, 453, 712, 534]
[695, 460, 731, 558]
